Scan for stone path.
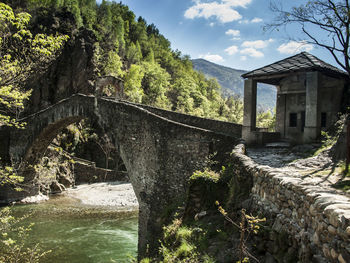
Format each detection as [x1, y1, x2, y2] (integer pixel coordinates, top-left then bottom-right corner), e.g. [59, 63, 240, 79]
[246, 143, 350, 197]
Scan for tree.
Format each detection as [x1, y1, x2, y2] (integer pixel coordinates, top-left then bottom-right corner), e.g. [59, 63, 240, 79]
[113, 16, 126, 55]
[0, 3, 68, 185]
[104, 49, 124, 78]
[0, 207, 51, 263]
[126, 41, 142, 67]
[63, 0, 83, 28]
[257, 108, 276, 131]
[141, 61, 171, 108]
[0, 2, 68, 128]
[124, 64, 144, 103]
[267, 0, 350, 76]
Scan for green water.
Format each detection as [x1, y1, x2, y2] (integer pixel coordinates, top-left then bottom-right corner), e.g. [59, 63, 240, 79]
[9, 195, 138, 263]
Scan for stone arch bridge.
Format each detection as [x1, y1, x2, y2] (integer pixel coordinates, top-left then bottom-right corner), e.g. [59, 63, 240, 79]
[0, 94, 242, 257]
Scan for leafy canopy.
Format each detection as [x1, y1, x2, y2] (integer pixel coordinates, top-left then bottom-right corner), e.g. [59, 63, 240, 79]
[0, 2, 68, 186]
[0, 2, 68, 128]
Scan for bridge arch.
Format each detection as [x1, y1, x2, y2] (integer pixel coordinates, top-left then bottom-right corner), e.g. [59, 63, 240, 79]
[4, 94, 237, 257]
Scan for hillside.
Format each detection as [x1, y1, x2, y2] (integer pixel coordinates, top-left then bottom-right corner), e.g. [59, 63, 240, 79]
[192, 59, 276, 110]
[3, 0, 247, 123]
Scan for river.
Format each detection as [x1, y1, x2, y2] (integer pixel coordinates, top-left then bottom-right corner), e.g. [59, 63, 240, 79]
[9, 182, 139, 263]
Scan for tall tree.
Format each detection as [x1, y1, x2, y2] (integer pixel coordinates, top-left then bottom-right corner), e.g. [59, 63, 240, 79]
[0, 2, 68, 128]
[64, 0, 83, 27]
[267, 0, 350, 76]
[113, 16, 126, 55]
[124, 64, 144, 103]
[0, 2, 68, 185]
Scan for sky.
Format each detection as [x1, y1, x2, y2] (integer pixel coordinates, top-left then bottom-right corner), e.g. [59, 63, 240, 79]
[97, 0, 339, 71]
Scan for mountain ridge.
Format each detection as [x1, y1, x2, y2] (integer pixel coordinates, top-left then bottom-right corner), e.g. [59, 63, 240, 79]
[192, 58, 276, 110]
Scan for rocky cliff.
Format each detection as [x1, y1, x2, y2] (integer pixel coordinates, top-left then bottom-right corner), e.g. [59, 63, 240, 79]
[24, 8, 96, 113]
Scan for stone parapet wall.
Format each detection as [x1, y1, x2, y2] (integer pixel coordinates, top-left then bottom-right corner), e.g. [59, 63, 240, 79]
[232, 144, 350, 262]
[74, 160, 128, 184]
[118, 99, 242, 138]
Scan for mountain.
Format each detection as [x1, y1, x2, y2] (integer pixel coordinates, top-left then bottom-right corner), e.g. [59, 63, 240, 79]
[192, 59, 276, 110]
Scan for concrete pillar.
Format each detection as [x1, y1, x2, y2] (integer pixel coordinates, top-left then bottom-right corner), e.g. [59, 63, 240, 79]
[304, 71, 320, 142]
[275, 88, 286, 137]
[242, 78, 257, 144]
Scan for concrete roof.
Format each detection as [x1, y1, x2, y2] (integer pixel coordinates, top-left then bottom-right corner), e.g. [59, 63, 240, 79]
[241, 52, 348, 80]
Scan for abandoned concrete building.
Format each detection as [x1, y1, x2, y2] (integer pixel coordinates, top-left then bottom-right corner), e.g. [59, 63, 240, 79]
[241, 52, 348, 145]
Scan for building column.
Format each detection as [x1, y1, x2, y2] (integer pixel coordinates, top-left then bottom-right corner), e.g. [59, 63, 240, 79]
[242, 78, 257, 144]
[303, 71, 320, 142]
[275, 87, 286, 137]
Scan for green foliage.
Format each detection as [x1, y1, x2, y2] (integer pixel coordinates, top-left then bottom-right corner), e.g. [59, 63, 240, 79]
[192, 59, 277, 110]
[21, 0, 249, 122]
[314, 115, 345, 155]
[190, 169, 220, 183]
[0, 207, 51, 263]
[141, 61, 171, 108]
[0, 2, 68, 128]
[124, 64, 145, 103]
[0, 164, 24, 190]
[257, 108, 276, 131]
[158, 218, 215, 263]
[0, 2, 68, 189]
[216, 204, 266, 263]
[104, 49, 124, 78]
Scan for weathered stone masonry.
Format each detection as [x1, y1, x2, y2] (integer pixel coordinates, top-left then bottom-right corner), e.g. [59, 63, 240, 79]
[1, 94, 240, 258]
[120, 99, 242, 138]
[231, 145, 350, 262]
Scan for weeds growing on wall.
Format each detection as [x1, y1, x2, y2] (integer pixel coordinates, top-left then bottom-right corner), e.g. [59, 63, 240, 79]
[216, 202, 266, 263]
[314, 114, 346, 156]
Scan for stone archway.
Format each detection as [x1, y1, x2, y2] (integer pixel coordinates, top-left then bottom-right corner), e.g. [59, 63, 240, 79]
[3, 94, 235, 257]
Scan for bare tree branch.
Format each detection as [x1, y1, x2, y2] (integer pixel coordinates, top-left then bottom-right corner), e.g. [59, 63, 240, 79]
[267, 0, 350, 78]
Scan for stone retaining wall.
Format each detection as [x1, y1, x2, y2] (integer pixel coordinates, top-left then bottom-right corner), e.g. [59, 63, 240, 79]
[232, 144, 350, 263]
[74, 160, 128, 184]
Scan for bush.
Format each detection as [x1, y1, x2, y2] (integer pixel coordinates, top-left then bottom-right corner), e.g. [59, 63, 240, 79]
[0, 207, 51, 263]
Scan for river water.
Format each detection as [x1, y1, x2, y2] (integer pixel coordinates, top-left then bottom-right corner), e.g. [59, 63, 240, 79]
[9, 182, 139, 263]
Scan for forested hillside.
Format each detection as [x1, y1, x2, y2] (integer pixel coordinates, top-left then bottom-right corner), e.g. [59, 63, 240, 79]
[4, 0, 247, 122]
[4, 0, 275, 127]
[192, 58, 277, 110]
[192, 58, 246, 97]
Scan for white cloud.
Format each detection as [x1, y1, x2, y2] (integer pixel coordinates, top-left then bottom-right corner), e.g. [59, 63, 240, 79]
[240, 56, 247, 61]
[225, 29, 240, 37]
[184, 0, 252, 23]
[240, 48, 264, 58]
[277, 40, 313, 54]
[199, 53, 225, 63]
[241, 39, 274, 49]
[238, 19, 249, 24]
[209, 22, 215, 27]
[239, 17, 263, 24]
[222, 0, 252, 8]
[251, 17, 263, 23]
[225, 45, 239, 55]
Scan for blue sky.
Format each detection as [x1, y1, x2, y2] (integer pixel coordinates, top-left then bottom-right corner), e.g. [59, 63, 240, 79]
[98, 0, 337, 71]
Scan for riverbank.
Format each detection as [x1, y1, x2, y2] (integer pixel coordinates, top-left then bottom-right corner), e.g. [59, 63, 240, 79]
[63, 182, 139, 209]
[8, 182, 139, 263]
[19, 181, 139, 211]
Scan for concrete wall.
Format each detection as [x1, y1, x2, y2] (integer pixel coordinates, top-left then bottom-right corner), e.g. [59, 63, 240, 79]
[231, 145, 350, 262]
